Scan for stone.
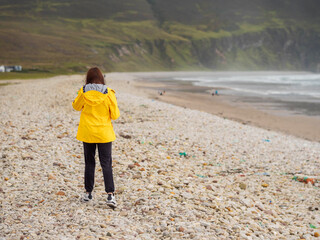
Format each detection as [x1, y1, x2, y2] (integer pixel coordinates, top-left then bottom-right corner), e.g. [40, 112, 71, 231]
[200, 222, 210, 228]
[117, 186, 126, 194]
[239, 183, 247, 190]
[120, 133, 132, 139]
[56, 191, 66, 196]
[119, 211, 128, 216]
[133, 174, 142, 179]
[22, 154, 33, 160]
[264, 210, 274, 216]
[255, 204, 264, 211]
[308, 206, 319, 211]
[134, 198, 146, 205]
[48, 174, 56, 180]
[162, 231, 170, 237]
[241, 198, 252, 207]
[128, 164, 135, 169]
[182, 192, 194, 200]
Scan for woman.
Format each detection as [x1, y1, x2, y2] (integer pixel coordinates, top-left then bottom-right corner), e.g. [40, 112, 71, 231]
[72, 67, 120, 208]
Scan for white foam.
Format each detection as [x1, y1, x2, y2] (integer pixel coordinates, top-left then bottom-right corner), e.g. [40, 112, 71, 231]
[173, 73, 320, 100]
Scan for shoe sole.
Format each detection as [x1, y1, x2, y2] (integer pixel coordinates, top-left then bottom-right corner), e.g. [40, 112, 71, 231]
[80, 197, 92, 202]
[107, 202, 117, 209]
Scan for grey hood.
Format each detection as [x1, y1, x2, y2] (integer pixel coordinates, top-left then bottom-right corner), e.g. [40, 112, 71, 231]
[84, 84, 108, 94]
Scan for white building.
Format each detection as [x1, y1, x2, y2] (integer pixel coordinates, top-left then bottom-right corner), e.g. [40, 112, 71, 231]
[0, 65, 22, 72]
[5, 66, 13, 72]
[15, 65, 22, 71]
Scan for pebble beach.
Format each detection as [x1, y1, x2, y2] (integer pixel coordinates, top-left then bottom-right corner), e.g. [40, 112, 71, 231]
[1, 73, 320, 239]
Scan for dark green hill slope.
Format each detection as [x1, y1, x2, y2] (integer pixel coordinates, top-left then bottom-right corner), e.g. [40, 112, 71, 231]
[0, 0, 319, 72]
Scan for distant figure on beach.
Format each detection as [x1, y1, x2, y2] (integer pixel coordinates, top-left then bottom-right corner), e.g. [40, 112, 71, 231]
[212, 89, 219, 96]
[72, 67, 120, 208]
[158, 90, 166, 96]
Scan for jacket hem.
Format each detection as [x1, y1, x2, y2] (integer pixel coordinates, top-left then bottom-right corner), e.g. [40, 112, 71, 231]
[76, 137, 116, 144]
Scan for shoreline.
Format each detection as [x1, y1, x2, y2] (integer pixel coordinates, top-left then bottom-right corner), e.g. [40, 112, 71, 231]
[126, 73, 320, 142]
[1, 72, 319, 142]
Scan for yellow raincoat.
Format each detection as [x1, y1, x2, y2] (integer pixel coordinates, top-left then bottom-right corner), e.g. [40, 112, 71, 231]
[72, 86, 120, 143]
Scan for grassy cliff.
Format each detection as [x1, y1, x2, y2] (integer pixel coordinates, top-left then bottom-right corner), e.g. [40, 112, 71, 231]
[0, 0, 319, 73]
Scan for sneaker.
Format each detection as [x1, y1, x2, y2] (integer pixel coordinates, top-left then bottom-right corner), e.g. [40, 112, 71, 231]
[106, 193, 117, 209]
[81, 192, 92, 202]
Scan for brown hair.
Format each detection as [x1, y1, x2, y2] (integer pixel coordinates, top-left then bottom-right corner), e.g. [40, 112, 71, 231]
[86, 67, 105, 85]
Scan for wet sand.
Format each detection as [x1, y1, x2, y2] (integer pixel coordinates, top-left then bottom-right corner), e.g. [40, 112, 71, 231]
[131, 75, 320, 142]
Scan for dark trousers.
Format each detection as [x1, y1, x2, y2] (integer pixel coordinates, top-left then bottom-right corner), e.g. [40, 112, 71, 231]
[83, 142, 115, 193]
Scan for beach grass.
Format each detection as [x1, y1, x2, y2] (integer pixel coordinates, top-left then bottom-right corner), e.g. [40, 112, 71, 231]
[0, 71, 64, 80]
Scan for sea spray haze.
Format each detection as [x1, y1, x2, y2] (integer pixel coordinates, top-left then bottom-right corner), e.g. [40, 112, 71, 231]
[0, 0, 320, 72]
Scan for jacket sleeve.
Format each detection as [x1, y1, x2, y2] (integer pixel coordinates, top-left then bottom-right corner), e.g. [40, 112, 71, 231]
[108, 89, 120, 120]
[72, 87, 84, 111]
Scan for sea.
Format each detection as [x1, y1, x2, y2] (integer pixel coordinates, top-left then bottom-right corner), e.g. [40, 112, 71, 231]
[154, 72, 320, 116]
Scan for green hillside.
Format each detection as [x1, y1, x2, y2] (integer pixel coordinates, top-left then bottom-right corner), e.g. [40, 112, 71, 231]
[0, 0, 320, 73]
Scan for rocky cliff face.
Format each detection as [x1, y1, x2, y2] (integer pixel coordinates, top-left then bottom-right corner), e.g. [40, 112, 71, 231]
[105, 27, 320, 72]
[190, 28, 320, 71]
